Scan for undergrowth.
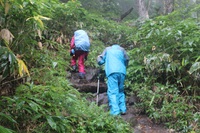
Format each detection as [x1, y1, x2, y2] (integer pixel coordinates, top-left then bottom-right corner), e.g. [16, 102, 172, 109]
[0, 41, 133, 133]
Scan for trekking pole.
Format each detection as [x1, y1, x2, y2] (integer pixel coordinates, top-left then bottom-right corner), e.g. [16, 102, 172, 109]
[96, 68, 100, 105]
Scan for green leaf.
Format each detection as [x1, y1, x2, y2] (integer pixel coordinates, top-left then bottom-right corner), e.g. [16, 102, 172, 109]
[28, 101, 39, 113]
[178, 30, 182, 36]
[2, 65, 9, 78]
[0, 125, 14, 133]
[46, 116, 57, 130]
[52, 62, 57, 68]
[0, 62, 8, 69]
[188, 62, 200, 74]
[149, 95, 155, 106]
[0, 113, 17, 124]
[195, 56, 200, 62]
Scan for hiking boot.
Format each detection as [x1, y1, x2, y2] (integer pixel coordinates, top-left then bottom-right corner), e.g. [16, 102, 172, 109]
[121, 112, 126, 115]
[79, 72, 85, 79]
[71, 65, 76, 72]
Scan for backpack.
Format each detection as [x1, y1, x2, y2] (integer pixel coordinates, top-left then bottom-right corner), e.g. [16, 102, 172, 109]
[74, 30, 90, 51]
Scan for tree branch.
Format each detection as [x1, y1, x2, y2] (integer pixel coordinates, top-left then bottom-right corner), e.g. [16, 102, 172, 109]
[120, 7, 134, 22]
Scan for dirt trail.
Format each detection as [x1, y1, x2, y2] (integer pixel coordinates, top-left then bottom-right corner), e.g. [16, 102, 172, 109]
[67, 67, 173, 133]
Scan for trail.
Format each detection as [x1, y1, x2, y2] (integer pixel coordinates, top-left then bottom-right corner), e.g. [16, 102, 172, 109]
[68, 67, 174, 133]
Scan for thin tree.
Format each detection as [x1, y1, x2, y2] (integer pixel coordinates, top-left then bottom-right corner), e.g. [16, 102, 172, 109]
[163, 0, 174, 15]
[136, 0, 150, 21]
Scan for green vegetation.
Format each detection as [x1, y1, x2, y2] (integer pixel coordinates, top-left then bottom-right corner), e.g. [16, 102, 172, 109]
[0, 0, 132, 132]
[126, 11, 200, 133]
[0, 82, 131, 132]
[0, 0, 200, 133]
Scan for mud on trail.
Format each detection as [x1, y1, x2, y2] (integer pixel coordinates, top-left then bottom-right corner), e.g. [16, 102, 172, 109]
[67, 67, 174, 133]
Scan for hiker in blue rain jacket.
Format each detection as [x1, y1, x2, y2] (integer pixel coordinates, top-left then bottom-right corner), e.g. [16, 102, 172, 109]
[97, 44, 129, 115]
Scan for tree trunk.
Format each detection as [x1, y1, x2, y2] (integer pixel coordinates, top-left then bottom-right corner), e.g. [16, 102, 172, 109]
[197, 0, 200, 21]
[137, 0, 149, 21]
[191, 0, 197, 19]
[163, 0, 174, 15]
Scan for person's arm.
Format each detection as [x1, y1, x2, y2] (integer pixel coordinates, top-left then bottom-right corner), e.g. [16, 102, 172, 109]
[122, 48, 129, 67]
[97, 47, 108, 65]
[70, 36, 75, 56]
[70, 36, 75, 50]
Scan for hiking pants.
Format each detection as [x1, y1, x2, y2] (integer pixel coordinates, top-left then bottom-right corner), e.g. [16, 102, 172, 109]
[71, 50, 88, 73]
[107, 73, 126, 115]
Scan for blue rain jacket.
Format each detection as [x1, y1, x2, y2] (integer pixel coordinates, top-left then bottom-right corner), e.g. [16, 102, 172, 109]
[97, 44, 129, 77]
[97, 44, 129, 115]
[74, 30, 90, 52]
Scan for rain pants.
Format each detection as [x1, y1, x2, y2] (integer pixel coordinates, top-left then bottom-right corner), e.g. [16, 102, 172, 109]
[70, 30, 90, 73]
[97, 44, 129, 115]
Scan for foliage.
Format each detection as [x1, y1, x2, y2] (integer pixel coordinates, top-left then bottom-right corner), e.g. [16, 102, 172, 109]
[0, 125, 14, 133]
[1, 0, 200, 132]
[126, 10, 200, 132]
[0, 29, 30, 80]
[0, 0, 56, 82]
[0, 68, 132, 132]
[0, 0, 133, 85]
[0, 1, 133, 131]
[78, 0, 120, 19]
[0, 46, 17, 78]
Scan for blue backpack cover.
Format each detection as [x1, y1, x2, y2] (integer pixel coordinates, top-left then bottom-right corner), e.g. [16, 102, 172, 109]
[74, 30, 90, 51]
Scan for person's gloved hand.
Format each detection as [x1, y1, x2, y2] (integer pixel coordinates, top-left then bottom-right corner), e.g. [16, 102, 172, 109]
[70, 49, 75, 56]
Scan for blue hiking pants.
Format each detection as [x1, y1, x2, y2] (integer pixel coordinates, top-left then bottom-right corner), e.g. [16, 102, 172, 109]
[107, 73, 126, 115]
